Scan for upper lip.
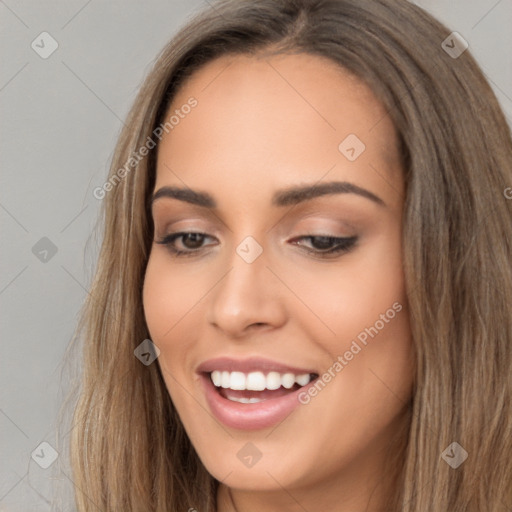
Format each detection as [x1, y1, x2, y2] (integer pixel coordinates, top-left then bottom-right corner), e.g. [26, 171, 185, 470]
[197, 356, 318, 375]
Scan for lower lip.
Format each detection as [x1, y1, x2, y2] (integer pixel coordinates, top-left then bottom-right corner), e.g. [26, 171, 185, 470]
[199, 373, 310, 430]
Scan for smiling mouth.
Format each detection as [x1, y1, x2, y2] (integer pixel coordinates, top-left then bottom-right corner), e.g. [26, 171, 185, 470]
[207, 370, 319, 403]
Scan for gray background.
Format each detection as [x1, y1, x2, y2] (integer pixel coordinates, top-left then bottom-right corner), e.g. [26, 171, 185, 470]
[1, 0, 511, 510]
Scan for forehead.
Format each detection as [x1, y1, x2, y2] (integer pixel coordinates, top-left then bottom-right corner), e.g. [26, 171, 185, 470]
[155, 52, 402, 199]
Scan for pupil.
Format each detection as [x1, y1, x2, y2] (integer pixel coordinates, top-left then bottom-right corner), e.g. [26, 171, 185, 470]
[312, 236, 333, 250]
[184, 233, 204, 249]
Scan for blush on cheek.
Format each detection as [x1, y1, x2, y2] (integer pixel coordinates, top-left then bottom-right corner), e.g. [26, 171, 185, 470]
[143, 267, 185, 342]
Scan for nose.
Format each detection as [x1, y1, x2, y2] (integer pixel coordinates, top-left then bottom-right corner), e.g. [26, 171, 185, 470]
[206, 243, 288, 339]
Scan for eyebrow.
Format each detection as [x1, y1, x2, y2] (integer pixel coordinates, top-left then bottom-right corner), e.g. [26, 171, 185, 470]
[150, 181, 386, 209]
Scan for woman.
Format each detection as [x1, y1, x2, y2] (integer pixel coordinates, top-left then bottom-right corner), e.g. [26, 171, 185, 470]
[66, 0, 512, 510]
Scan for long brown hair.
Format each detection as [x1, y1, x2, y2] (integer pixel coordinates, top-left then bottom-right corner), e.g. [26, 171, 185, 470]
[61, 0, 512, 510]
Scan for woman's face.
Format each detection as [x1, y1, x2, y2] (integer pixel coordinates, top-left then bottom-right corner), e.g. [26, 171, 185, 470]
[143, 53, 413, 507]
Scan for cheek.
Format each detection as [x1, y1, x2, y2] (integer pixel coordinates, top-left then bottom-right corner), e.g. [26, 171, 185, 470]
[142, 253, 199, 364]
[290, 232, 407, 347]
[294, 231, 413, 407]
[143, 252, 206, 338]
[143, 257, 174, 341]
[142, 254, 201, 411]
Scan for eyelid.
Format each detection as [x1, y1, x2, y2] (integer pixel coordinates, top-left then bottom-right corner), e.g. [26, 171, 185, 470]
[155, 230, 358, 259]
[154, 217, 220, 236]
[279, 213, 358, 236]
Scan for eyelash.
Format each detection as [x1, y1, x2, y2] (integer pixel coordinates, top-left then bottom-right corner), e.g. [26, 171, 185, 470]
[155, 232, 358, 259]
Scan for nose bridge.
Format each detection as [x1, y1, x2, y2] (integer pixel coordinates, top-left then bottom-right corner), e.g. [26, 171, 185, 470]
[206, 235, 287, 336]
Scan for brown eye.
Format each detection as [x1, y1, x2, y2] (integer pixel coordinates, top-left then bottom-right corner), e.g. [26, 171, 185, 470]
[180, 233, 206, 249]
[290, 235, 358, 256]
[155, 232, 217, 256]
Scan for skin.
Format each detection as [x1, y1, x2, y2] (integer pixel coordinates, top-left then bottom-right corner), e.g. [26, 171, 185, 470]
[143, 52, 414, 512]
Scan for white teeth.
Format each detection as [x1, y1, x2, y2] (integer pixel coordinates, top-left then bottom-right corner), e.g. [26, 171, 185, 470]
[211, 370, 221, 387]
[246, 371, 266, 391]
[266, 371, 282, 390]
[230, 371, 246, 390]
[227, 396, 265, 403]
[221, 371, 230, 388]
[282, 373, 295, 389]
[295, 373, 310, 386]
[210, 370, 313, 391]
